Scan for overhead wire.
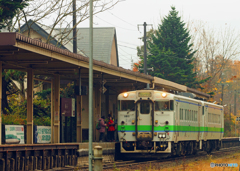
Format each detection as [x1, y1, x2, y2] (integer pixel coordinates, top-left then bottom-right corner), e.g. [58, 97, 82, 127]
[118, 44, 137, 50]
[95, 16, 136, 31]
[106, 11, 136, 27]
[118, 40, 139, 46]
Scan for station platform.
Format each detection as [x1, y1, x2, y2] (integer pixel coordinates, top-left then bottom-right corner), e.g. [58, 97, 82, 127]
[77, 142, 115, 165]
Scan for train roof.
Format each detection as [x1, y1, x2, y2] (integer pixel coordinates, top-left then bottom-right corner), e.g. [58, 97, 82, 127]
[118, 90, 223, 108]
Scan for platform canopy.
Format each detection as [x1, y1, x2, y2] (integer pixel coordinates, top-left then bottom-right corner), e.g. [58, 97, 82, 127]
[0, 32, 210, 98]
[153, 77, 210, 99]
[0, 32, 152, 91]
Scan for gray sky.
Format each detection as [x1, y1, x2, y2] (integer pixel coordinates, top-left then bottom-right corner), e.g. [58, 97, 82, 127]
[79, 0, 240, 69]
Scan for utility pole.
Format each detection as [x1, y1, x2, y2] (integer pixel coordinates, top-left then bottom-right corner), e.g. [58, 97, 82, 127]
[73, 0, 77, 53]
[234, 90, 237, 116]
[229, 104, 232, 133]
[143, 22, 147, 75]
[221, 84, 224, 105]
[89, 0, 93, 170]
[72, 0, 77, 143]
[217, 83, 229, 105]
[138, 22, 152, 88]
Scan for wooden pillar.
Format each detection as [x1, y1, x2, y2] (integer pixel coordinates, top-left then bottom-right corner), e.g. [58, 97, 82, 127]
[53, 75, 60, 143]
[76, 95, 82, 142]
[27, 69, 33, 144]
[0, 62, 2, 145]
[51, 79, 54, 143]
[95, 85, 101, 142]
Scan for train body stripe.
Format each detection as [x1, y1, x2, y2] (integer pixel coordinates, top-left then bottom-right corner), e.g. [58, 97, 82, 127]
[118, 125, 224, 133]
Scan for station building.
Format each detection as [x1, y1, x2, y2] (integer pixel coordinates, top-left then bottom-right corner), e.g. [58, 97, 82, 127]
[0, 23, 210, 144]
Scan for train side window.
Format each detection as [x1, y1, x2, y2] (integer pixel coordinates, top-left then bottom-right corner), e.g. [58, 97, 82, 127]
[181, 109, 183, 120]
[180, 109, 183, 120]
[190, 110, 192, 121]
[202, 106, 204, 115]
[155, 100, 173, 111]
[192, 111, 194, 121]
[185, 109, 187, 120]
[118, 100, 120, 111]
[182, 109, 184, 120]
[170, 100, 174, 110]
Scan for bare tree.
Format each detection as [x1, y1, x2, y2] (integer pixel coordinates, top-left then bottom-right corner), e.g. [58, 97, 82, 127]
[189, 22, 240, 93]
[7, 0, 120, 45]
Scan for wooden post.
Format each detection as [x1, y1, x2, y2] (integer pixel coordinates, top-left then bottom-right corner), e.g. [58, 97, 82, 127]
[54, 75, 60, 143]
[51, 79, 54, 143]
[27, 69, 33, 144]
[76, 95, 82, 142]
[95, 85, 101, 142]
[0, 62, 2, 145]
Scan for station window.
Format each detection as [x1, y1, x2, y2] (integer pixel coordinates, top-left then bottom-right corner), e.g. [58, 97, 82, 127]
[119, 100, 135, 111]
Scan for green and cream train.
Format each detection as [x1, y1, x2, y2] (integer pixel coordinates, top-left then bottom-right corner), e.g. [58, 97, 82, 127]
[115, 90, 224, 158]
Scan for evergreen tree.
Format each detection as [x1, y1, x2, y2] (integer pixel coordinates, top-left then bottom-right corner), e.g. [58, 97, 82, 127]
[0, 0, 29, 30]
[146, 6, 199, 88]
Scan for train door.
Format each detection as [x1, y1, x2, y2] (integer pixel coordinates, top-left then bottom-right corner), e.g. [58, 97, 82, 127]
[200, 105, 204, 140]
[136, 100, 153, 140]
[197, 103, 201, 141]
[204, 105, 208, 141]
[175, 99, 179, 142]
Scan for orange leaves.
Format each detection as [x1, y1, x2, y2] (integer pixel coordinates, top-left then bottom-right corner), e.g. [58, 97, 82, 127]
[230, 75, 237, 81]
[133, 61, 142, 72]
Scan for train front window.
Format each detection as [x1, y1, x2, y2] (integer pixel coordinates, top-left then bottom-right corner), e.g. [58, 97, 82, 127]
[120, 100, 135, 111]
[155, 100, 174, 111]
[140, 101, 150, 114]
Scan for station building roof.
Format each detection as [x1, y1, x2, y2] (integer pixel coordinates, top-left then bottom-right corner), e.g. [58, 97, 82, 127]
[0, 32, 210, 99]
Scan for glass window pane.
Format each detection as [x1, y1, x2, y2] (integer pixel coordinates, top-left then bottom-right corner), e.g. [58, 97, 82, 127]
[120, 100, 135, 111]
[155, 100, 173, 111]
[140, 101, 150, 114]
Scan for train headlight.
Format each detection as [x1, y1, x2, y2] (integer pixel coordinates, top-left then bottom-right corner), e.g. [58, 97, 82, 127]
[158, 133, 166, 138]
[155, 120, 158, 124]
[132, 120, 135, 124]
[161, 92, 167, 98]
[123, 93, 128, 98]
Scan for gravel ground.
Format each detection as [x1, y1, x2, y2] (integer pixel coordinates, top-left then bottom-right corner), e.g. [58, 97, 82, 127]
[103, 148, 240, 171]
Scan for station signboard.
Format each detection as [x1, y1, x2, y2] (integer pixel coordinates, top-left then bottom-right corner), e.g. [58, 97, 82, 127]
[34, 126, 51, 143]
[61, 98, 75, 117]
[5, 125, 25, 144]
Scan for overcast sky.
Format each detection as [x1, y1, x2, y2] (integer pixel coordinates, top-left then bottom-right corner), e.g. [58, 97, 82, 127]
[79, 0, 240, 69]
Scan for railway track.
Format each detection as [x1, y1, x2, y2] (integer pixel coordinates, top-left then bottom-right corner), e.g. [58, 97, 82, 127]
[78, 146, 240, 171]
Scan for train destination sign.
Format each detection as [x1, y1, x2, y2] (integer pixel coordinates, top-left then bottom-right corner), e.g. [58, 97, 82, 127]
[138, 92, 151, 97]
